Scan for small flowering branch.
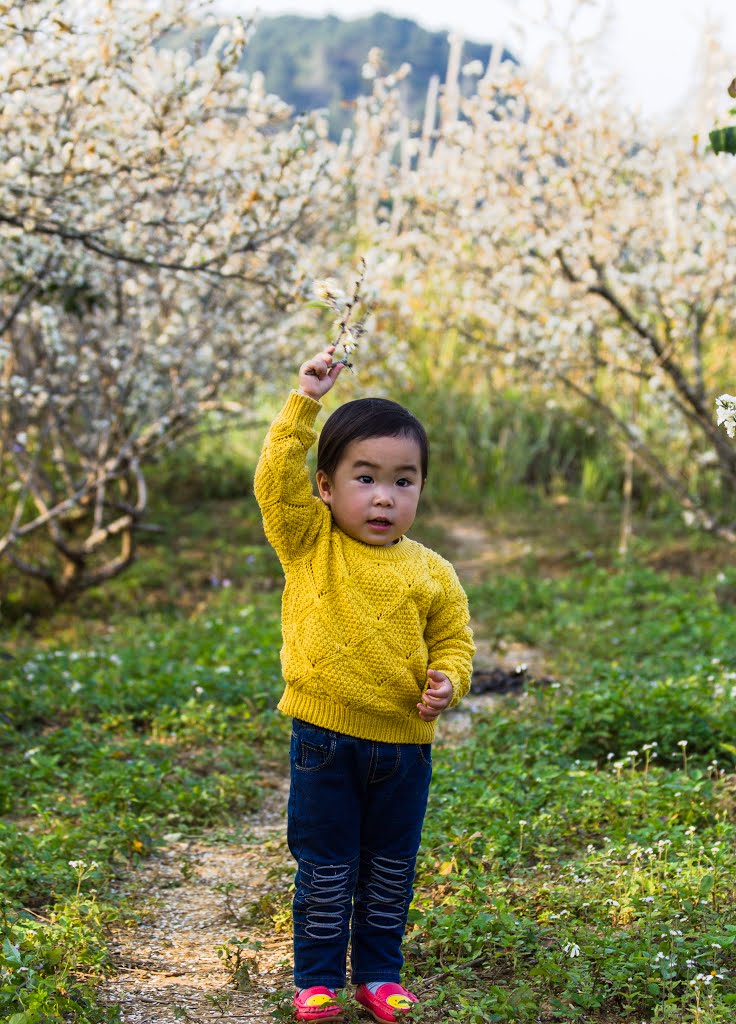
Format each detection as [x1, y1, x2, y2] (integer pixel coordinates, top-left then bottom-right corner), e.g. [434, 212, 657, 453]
[716, 395, 736, 438]
[309, 258, 371, 371]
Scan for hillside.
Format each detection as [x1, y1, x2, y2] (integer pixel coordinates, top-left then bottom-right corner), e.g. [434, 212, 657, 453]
[229, 12, 514, 137]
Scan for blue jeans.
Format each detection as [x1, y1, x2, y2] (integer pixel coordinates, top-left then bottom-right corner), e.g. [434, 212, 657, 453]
[288, 719, 433, 990]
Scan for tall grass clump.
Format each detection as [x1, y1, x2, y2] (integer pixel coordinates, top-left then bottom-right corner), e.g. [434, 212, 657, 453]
[390, 332, 655, 513]
[400, 382, 625, 510]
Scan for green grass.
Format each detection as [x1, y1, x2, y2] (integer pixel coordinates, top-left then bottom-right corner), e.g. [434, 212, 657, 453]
[0, 582, 288, 1023]
[410, 734, 736, 1023]
[468, 564, 736, 763]
[402, 562, 736, 1023]
[2, 482, 735, 1023]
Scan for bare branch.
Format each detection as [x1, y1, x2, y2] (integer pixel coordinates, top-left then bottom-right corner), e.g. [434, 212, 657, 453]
[6, 549, 57, 589]
[556, 246, 736, 464]
[77, 528, 136, 590]
[0, 276, 42, 336]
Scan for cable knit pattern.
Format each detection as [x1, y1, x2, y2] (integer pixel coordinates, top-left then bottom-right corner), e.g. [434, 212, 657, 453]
[255, 391, 475, 744]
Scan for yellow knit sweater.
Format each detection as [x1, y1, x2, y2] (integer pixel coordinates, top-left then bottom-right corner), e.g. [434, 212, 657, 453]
[254, 391, 475, 744]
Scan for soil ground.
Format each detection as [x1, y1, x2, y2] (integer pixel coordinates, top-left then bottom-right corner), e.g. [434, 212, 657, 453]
[102, 778, 293, 1023]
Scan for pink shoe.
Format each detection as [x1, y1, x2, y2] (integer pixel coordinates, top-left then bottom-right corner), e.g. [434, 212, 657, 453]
[294, 986, 343, 1021]
[355, 983, 418, 1022]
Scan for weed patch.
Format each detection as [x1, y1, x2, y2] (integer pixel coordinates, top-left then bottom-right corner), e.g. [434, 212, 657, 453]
[0, 590, 288, 1023]
[402, 562, 736, 1022]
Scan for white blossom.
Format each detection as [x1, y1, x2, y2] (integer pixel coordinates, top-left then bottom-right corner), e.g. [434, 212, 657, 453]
[716, 395, 736, 438]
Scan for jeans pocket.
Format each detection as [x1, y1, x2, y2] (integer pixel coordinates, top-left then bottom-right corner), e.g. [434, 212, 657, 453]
[418, 743, 433, 768]
[292, 720, 336, 773]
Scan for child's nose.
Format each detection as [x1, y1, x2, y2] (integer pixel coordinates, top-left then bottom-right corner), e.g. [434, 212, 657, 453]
[373, 487, 393, 505]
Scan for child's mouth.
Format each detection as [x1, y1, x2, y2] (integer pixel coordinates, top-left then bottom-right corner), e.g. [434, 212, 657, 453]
[368, 518, 391, 528]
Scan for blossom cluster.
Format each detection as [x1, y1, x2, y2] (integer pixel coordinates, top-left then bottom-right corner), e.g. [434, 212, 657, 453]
[716, 394, 736, 438]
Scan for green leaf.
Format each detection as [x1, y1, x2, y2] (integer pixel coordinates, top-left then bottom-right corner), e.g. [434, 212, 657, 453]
[46, 946, 63, 966]
[709, 126, 736, 154]
[304, 299, 333, 309]
[699, 874, 714, 895]
[2, 937, 22, 965]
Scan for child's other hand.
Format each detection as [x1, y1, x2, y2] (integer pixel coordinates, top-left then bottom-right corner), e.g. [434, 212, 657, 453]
[298, 345, 345, 400]
[417, 669, 453, 721]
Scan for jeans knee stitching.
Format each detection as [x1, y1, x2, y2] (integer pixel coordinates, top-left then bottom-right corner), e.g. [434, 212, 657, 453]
[299, 862, 353, 941]
[360, 855, 413, 931]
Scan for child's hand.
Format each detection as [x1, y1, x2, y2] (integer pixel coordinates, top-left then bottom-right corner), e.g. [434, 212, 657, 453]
[298, 345, 345, 401]
[417, 669, 453, 721]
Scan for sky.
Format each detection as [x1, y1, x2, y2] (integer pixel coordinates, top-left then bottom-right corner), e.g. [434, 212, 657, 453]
[217, 0, 736, 124]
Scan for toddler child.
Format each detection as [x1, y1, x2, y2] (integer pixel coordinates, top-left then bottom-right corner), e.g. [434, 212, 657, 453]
[254, 346, 475, 1022]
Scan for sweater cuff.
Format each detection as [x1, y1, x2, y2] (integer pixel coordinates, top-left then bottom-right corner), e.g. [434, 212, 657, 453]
[282, 389, 321, 427]
[448, 678, 463, 709]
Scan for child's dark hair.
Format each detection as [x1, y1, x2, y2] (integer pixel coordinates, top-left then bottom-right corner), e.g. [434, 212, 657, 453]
[317, 398, 429, 481]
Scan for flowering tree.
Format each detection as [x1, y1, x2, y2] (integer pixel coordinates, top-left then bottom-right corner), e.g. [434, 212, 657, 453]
[0, 0, 343, 598]
[352, 54, 736, 540]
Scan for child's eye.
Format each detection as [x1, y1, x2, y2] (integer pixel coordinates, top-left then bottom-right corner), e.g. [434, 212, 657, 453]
[396, 478, 412, 487]
[357, 475, 373, 484]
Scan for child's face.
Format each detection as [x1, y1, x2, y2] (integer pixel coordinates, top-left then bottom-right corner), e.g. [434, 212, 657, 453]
[316, 434, 424, 546]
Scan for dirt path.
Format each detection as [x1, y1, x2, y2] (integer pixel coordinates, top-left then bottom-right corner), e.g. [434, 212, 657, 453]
[102, 778, 293, 1023]
[101, 517, 545, 1021]
[427, 515, 535, 585]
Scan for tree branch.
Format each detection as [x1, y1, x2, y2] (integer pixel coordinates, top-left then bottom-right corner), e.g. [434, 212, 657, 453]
[555, 246, 736, 482]
[0, 211, 255, 280]
[456, 323, 736, 543]
[0, 275, 42, 335]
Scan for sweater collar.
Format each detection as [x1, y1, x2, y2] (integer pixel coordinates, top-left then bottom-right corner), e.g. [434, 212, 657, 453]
[336, 529, 418, 561]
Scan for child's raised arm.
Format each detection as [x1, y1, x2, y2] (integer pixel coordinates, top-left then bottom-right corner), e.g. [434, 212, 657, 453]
[254, 345, 345, 566]
[297, 345, 345, 401]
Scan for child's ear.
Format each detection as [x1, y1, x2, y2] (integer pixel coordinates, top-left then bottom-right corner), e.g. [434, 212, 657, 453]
[315, 469, 332, 504]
